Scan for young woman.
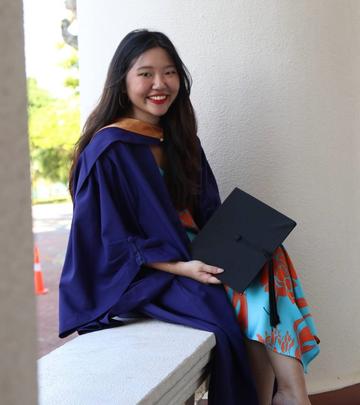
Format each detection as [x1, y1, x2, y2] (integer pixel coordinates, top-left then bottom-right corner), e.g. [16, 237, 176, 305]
[59, 29, 319, 405]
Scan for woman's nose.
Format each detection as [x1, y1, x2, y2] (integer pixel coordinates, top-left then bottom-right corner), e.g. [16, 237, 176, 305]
[152, 74, 166, 90]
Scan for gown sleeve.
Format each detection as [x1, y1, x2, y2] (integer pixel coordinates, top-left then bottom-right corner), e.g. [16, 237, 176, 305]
[59, 148, 185, 338]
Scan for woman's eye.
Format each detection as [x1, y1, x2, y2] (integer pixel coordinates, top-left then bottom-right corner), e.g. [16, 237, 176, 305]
[139, 72, 152, 78]
[165, 70, 177, 76]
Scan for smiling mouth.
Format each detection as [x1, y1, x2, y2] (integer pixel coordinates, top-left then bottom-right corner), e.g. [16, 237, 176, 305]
[147, 95, 169, 104]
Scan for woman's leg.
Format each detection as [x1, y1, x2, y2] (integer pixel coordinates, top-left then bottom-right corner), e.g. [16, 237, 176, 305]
[243, 338, 275, 405]
[266, 349, 311, 405]
[244, 338, 311, 405]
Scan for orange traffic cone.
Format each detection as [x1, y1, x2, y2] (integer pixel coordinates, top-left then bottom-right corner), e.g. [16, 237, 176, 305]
[34, 244, 48, 295]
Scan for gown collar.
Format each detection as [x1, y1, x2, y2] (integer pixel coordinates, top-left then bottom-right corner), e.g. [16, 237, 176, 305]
[103, 118, 164, 142]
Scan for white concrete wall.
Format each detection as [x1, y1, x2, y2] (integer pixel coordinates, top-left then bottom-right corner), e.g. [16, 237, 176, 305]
[0, 0, 38, 404]
[77, 0, 360, 393]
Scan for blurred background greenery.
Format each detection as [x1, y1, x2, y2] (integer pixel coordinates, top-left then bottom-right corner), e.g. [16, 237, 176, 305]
[26, 0, 79, 204]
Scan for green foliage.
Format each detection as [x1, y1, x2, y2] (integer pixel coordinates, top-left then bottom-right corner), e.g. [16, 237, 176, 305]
[64, 76, 79, 91]
[32, 148, 72, 184]
[58, 49, 79, 70]
[57, 44, 79, 93]
[28, 78, 80, 185]
[28, 38, 80, 195]
[27, 77, 52, 110]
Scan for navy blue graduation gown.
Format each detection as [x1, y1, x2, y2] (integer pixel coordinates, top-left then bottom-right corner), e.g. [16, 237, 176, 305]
[59, 127, 258, 404]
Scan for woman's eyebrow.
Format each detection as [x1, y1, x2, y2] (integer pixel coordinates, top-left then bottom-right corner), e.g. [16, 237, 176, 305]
[136, 64, 176, 70]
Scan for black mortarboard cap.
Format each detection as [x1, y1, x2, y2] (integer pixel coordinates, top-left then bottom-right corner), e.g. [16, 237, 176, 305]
[191, 187, 297, 327]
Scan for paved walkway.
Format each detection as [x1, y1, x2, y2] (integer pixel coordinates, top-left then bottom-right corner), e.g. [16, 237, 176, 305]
[32, 202, 75, 358]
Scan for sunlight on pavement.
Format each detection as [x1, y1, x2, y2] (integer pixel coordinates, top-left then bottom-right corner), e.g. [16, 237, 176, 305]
[32, 202, 73, 233]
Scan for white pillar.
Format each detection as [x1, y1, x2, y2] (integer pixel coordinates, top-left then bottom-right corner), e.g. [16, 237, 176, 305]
[0, 1, 38, 403]
[78, 0, 360, 393]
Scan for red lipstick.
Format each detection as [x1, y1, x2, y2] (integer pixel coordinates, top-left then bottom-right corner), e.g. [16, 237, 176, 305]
[147, 95, 168, 105]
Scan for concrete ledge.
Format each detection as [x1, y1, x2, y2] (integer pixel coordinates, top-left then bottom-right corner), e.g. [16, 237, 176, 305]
[38, 319, 215, 405]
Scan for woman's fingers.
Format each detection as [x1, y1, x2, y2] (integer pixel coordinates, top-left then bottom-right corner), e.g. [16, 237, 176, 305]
[184, 260, 224, 284]
[203, 264, 224, 275]
[200, 265, 224, 284]
[197, 263, 224, 284]
[206, 275, 222, 284]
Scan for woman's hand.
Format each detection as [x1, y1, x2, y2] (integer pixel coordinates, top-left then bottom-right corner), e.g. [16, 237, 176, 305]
[180, 260, 224, 284]
[145, 260, 224, 284]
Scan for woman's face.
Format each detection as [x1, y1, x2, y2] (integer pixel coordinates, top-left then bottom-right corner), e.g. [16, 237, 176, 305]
[125, 47, 180, 125]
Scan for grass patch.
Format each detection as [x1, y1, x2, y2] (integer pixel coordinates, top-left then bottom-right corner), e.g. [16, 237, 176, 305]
[32, 196, 71, 205]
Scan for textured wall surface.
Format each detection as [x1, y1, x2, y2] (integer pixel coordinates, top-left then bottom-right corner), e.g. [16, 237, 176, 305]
[0, 0, 37, 404]
[78, 0, 360, 393]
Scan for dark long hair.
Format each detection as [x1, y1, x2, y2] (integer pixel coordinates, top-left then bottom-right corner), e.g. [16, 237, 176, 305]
[69, 29, 200, 211]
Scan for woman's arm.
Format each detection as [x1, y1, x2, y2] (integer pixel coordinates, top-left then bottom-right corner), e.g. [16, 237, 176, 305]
[145, 260, 224, 285]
